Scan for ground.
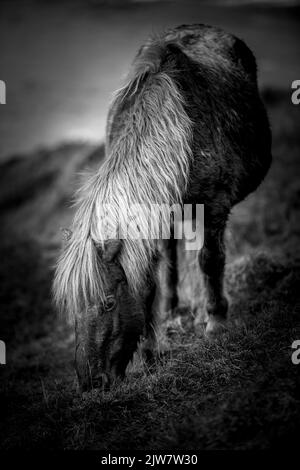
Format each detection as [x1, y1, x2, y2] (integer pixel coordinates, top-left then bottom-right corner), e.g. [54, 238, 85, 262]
[0, 89, 299, 450]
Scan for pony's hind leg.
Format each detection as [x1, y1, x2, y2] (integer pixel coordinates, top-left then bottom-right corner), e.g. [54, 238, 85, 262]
[198, 212, 229, 336]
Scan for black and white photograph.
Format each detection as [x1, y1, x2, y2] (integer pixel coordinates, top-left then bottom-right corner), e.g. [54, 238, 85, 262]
[0, 0, 300, 458]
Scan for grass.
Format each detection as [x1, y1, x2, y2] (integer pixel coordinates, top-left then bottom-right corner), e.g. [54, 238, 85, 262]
[0, 89, 299, 450]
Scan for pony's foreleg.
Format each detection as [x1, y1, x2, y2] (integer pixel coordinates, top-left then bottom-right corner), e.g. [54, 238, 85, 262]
[141, 238, 179, 368]
[159, 238, 178, 317]
[198, 218, 228, 336]
[141, 282, 159, 368]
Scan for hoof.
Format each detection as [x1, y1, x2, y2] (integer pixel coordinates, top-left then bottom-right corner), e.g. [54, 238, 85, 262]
[142, 347, 157, 366]
[140, 339, 160, 370]
[205, 316, 227, 337]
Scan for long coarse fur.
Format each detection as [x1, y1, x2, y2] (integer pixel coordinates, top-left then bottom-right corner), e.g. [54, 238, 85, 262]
[53, 39, 193, 320]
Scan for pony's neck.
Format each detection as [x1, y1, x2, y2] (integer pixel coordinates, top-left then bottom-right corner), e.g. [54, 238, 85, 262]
[103, 76, 192, 295]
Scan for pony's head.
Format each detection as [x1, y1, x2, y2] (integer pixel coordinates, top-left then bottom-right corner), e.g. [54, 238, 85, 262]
[75, 239, 147, 391]
[54, 236, 148, 392]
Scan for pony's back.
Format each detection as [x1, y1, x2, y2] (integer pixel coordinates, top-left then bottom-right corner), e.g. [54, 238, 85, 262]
[165, 25, 271, 207]
[108, 24, 271, 210]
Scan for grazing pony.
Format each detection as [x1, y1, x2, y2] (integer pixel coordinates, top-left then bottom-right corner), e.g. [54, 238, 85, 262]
[53, 24, 271, 391]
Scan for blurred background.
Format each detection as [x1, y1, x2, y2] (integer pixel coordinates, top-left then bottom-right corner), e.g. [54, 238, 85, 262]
[1, 0, 300, 160]
[1, 0, 300, 451]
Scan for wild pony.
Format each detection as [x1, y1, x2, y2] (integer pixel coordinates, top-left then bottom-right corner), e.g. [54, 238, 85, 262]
[53, 24, 271, 391]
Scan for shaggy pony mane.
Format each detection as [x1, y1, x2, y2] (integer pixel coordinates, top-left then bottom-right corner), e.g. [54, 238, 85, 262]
[53, 38, 193, 319]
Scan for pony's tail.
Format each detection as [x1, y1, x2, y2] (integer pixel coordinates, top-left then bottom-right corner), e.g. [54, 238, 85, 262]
[53, 227, 104, 321]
